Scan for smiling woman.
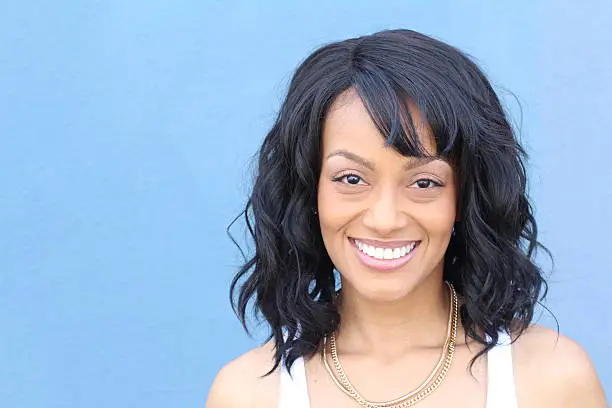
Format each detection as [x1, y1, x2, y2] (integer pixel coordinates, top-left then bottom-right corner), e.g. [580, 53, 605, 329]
[206, 29, 607, 408]
[318, 93, 456, 296]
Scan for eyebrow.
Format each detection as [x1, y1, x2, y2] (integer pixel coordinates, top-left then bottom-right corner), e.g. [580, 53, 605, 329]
[326, 149, 438, 170]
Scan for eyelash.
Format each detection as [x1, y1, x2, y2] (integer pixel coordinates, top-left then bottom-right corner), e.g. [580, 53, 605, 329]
[331, 173, 443, 189]
[411, 178, 443, 189]
[331, 172, 365, 185]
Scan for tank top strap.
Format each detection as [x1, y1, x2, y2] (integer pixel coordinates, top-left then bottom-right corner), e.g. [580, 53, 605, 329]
[486, 330, 518, 408]
[278, 356, 310, 408]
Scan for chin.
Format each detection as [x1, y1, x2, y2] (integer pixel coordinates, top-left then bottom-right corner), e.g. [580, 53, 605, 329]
[347, 276, 420, 303]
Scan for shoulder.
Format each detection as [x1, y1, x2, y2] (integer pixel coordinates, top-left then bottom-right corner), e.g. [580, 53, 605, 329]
[511, 324, 607, 407]
[205, 341, 279, 408]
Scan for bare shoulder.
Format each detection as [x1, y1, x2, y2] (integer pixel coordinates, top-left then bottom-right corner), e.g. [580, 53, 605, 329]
[205, 341, 279, 408]
[512, 324, 607, 407]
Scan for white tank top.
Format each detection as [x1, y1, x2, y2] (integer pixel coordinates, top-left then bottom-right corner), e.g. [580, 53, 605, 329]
[278, 331, 518, 408]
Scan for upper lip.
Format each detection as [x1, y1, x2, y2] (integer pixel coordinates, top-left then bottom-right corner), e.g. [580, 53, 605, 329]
[350, 237, 420, 249]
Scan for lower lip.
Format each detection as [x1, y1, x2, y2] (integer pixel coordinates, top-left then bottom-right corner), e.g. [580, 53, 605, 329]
[349, 238, 420, 271]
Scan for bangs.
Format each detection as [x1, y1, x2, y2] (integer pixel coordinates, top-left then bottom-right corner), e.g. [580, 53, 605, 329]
[351, 59, 461, 160]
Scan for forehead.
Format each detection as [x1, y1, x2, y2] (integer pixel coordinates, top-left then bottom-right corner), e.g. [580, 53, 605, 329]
[322, 88, 437, 155]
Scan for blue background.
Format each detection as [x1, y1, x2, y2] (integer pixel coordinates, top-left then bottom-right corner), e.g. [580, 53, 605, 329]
[0, 1, 610, 406]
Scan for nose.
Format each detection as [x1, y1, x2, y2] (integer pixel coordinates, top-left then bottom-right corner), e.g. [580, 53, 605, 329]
[361, 188, 409, 236]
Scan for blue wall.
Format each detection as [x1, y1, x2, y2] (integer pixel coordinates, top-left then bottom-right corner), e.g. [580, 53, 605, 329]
[0, 1, 609, 406]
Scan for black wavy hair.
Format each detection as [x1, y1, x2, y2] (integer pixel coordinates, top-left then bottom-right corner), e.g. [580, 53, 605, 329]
[229, 29, 549, 373]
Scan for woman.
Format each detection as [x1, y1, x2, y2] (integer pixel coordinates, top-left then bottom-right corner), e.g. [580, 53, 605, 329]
[206, 29, 607, 407]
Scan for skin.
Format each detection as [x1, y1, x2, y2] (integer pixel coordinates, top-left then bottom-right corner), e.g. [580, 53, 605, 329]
[206, 88, 608, 408]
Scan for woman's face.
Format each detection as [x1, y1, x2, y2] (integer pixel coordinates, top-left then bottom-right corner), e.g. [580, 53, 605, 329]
[317, 89, 457, 302]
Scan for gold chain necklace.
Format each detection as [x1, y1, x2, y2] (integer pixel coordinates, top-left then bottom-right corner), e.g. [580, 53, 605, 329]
[322, 282, 458, 408]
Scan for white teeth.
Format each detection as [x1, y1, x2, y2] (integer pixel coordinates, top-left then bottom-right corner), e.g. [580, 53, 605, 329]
[383, 248, 393, 260]
[374, 247, 384, 259]
[354, 239, 417, 260]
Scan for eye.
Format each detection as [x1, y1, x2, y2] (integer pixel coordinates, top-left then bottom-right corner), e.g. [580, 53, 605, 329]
[332, 173, 365, 185]
[411, 178, 442, 189]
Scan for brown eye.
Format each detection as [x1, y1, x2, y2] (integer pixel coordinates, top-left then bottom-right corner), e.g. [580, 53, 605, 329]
[412, 179, 442, 189]
[332, 173, 365, 185]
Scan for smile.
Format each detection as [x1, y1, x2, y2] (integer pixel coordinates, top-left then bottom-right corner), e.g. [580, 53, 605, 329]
[349, 238, 421, 271]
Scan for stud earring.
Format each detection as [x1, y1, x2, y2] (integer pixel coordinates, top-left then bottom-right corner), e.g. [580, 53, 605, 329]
[452, 221, 459, 236]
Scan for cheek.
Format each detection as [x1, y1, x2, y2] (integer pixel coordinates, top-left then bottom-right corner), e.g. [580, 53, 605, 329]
[317, 181, 362, 250]
[318, 185, 346, 233]
[317, 182, 338, 236]
[416, 192, 457, 235]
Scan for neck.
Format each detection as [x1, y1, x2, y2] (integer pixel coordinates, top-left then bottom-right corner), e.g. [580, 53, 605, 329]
[335, 276, 451, 358]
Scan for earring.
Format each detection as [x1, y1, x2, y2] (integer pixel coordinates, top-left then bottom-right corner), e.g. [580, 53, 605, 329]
[312, 207, 318, 215]
[452, 221, 459, 236]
